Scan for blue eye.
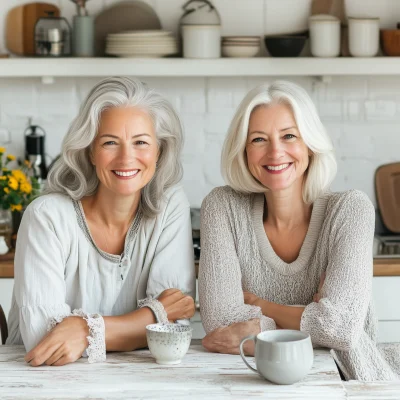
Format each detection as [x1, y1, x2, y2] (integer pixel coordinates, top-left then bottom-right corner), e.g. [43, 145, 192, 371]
[103, 141, 117, 146]
[283, 134, 296, 140]
[252, 137, 265, 143]
[135, 140, 148, 146]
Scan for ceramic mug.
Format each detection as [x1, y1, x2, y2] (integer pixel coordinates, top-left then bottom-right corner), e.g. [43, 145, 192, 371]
[240, 330, 313, 385]
[348, 17, 380, 57]
[146, 323, 192, 365]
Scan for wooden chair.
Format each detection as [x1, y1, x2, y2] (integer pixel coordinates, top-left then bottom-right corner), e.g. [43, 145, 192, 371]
[0, 304, 8, 345]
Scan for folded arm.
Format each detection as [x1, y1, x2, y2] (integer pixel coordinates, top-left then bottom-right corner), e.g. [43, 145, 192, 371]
[198, 190, 276, 354]
[18, 193, 195, 366]
[245, 191, 375, 351]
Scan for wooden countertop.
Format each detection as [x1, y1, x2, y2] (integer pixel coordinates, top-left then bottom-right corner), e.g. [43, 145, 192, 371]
[373, 258, 400, 276]
[0, 251, 14, 279]
[1, 256, 399, 279]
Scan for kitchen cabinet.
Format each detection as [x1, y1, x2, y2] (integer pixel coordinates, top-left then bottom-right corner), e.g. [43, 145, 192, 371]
[372, 277, 400, 343]
[3, 58, 400, 80]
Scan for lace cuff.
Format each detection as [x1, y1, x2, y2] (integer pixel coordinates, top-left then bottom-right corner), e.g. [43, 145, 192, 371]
[138, 298, 169, 323]
[47, 309, 106, 364]
[72, 309, 106, 363]
[47, 311, 71, 332]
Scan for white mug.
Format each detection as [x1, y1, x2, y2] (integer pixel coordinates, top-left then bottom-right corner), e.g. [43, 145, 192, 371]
[348, 17, 380, 57]
[240, 330, 314, 385]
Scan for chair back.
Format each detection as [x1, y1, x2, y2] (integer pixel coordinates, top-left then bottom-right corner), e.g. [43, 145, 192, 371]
[0, 304, 8, 345]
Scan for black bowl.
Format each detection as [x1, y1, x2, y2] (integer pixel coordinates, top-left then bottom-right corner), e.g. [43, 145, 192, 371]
[264, 35, 307, 57]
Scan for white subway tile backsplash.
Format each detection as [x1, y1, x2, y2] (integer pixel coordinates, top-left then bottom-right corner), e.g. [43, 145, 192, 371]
[346, 101, 362, 121]
[365, 100, 398, 121]
[317, 101, 342, 121]
[340, 126, 376, 159]
[204, 113, 234, 134]
[0, 127, 11, 144]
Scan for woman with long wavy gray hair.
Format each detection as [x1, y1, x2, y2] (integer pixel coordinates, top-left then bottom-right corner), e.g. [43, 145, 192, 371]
[6, 77, 196, 366]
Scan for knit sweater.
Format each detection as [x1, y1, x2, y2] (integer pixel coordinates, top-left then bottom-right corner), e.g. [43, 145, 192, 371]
[198, 186, 400, 381]
[7, 185, 196, 352]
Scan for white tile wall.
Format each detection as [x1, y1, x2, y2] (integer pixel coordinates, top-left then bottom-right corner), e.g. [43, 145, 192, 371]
[0, 1, 399, 208]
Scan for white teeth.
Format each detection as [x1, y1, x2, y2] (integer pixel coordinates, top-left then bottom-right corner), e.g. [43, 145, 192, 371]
[114, 170, 139, 177]
[266, 163, 290, 171]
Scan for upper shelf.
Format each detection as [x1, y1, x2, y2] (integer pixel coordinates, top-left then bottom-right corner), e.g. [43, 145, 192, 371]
[2, 57, 400, 78]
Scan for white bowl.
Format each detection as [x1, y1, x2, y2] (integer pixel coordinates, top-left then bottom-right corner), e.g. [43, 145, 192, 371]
[222, 45, 260, 58]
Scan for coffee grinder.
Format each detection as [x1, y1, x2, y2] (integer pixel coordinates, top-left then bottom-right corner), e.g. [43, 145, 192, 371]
[25, 124, 48, 182]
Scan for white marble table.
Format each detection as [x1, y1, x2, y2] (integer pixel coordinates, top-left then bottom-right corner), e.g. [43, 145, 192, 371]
[0, 344, 346, 399]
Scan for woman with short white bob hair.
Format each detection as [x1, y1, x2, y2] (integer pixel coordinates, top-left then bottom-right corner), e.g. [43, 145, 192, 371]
[199, 80, 400, 381]
[7, 77, 196, 366]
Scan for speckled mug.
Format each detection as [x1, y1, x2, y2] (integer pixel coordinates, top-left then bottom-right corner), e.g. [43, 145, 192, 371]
[146, 323, 192, 365]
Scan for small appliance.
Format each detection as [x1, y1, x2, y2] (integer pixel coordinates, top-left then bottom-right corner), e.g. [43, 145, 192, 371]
[25, 124, 48, 182]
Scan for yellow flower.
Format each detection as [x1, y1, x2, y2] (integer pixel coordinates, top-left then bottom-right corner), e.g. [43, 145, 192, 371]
[20, 182, 32, 194]
[8, 176, 18, 190]
[0, 176, 6, 181]
[3, 187, 9, 194]
[11, 170, 26, 183]
[0, 147, 5, 154]
[10, 204, 22, 212]
[6, 154, 16, 161]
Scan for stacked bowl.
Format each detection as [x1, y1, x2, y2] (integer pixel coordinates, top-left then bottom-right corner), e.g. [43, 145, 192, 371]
[221, 36, 261, 57]
[105, 30, 178, 58]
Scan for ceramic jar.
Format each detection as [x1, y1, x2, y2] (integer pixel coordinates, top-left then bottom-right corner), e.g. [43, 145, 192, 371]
[180, 0, 221, 58]
[348, 17, 380, 57]
[309, 14, 341, 57]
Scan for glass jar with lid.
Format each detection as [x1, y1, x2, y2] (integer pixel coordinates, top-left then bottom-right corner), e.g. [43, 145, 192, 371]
[35, 12, 71, 57]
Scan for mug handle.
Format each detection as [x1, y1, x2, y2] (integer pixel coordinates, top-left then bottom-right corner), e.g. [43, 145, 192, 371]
[239, 335, 258, 374]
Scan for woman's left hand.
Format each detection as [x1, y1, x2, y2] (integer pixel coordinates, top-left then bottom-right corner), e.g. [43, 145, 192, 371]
[202, 319, 260, 355]
[24, 316, 89, 367]
[243, 291, 261, 306]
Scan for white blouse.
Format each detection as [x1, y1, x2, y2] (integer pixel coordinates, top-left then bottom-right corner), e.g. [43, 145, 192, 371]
[6, 185, 196, 352]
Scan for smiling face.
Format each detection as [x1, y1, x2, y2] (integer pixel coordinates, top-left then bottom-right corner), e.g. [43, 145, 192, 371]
[246, 102, 310, 193]
[91, 107, 159, 197]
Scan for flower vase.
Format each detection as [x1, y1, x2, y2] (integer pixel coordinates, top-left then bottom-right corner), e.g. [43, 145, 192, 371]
[12, 210, 23, 235]
[0, 209, 12, 250]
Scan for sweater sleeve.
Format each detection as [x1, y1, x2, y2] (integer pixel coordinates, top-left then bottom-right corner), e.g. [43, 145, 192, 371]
[300, 190, 375, 351]
[198, 189, 276, 333]
[13, 201, 71, 352]
[145, 188, 196, 307]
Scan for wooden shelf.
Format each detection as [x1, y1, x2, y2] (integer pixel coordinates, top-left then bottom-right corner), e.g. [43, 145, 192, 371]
[2, 57, 400, 79]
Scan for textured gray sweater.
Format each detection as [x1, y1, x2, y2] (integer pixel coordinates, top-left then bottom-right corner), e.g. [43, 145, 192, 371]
[199, 186, 400, 381]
